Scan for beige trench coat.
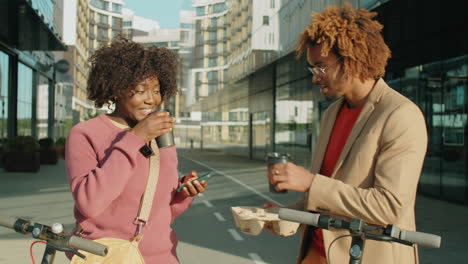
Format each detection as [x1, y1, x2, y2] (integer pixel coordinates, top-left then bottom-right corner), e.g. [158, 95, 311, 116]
[287, 79, 427, 264]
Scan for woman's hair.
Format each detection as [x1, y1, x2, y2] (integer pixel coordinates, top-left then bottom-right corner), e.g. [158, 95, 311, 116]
[296, 2, 391, 81]
[87, 37, 178, 108]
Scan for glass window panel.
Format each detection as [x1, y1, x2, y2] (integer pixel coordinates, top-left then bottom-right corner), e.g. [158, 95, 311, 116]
[36, 74, 49, 139]
[0, 51, 9, 138]
[17, 63, 33, 136]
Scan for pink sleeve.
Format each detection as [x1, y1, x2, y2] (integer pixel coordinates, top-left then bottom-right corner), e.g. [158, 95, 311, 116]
[66, 127, 145, 218]
[170, 183, 195, 221]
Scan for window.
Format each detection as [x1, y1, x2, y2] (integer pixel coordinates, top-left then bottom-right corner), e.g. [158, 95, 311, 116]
[112, 3, 122, 13]
[208, 58, 217, 67]
[181, 31, 189, 42]
[210, 45, 217, 53]
[17, 63, 33, 136]
[99, 14, 108, 24]
[209, 32, 217, 40]
[0, 51, 9, 138]
[98, 28, 108, 39]
[156, 42, 169, 47]
[213, 2, 227, 13]
[208, 84, 217, 94]
[271, 0, 275, 8]
[111, 30, 121, 39]
[90, 0, 108, 10]
[36, 74, 49, 139]
[123, 21, 132, 27]
[112, 17, 122, 27]
[207, 71, 218, 81]
[263, 16, 269, 26]
[196, 6, 205, 16]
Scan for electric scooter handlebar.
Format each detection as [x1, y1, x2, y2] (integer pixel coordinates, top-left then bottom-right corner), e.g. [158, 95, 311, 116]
[0, 215, 107, 257]
[278, 208, 441, 249]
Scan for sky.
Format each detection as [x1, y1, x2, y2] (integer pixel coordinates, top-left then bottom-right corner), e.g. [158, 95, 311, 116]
[123, 0, 194, 28]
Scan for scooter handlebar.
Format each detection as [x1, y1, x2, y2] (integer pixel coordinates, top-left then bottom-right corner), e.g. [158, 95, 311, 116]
[0, 215, 17, 229]
[0, 215, 108, 256]
[68, 236, 108, 256]
[390, 226, 441, 248]
[277, 209, 441, 248]
[278, 208, 320, 227]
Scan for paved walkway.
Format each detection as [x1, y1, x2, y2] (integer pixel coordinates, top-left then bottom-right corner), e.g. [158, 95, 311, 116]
[0, 149, 467, 263]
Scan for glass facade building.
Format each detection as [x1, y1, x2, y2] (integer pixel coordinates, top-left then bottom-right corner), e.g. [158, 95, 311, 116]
[0, 0, 66, 142]
[387, 56, 467, 203]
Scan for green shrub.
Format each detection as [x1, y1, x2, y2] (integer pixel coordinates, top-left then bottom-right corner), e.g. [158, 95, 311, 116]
[38, 137, 55, 150]
[55, 137, 66, 146]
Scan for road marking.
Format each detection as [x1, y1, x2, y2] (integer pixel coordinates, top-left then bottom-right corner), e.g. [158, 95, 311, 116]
[202, 200, 213, 208]
[38, 186, 69, 192]
[214, 212, 226, 222]
[228, 228, 244, 241]
[248, 253, 266, 264]
[179, 156, 284, 206]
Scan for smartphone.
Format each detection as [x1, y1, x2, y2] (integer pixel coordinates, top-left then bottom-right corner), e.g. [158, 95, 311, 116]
[176, 171, 214, 192]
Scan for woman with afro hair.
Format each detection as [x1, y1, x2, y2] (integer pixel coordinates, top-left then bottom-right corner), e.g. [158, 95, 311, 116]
[264, 3, 427, 264]
[65, 38, 207, 263]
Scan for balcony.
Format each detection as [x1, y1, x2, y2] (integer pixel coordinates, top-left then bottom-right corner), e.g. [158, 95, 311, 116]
[97, 34, 109, 42]
[207, 52, 219, 58]
[97, 22, 110, 28]
[205, 25, 217, 32]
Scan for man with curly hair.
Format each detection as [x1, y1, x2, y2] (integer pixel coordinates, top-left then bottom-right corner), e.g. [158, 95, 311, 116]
[264, 3, 427, 264]
[65, 38, 208, 263]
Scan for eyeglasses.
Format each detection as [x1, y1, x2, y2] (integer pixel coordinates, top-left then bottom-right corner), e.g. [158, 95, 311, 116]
[307, 57, 342, 76]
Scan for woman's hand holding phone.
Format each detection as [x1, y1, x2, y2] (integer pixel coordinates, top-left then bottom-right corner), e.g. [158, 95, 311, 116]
[177, 171, 211, 197]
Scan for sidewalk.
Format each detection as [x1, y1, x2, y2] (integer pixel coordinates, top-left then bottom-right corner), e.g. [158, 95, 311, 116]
[178, 148, 468, 264]
[0, 149, 467, 263]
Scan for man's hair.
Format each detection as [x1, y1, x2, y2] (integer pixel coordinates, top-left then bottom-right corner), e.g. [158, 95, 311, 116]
[296, 2, 391, 81]
[87, 37, 178, 108]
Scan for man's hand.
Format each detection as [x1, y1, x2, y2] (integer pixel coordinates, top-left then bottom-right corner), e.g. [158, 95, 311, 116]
[267, 162, 315, 193]
[178, 171, 208, 197]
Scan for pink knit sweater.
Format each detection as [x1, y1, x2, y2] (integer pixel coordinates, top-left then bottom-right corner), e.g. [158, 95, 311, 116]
[65, 114, 194, 263]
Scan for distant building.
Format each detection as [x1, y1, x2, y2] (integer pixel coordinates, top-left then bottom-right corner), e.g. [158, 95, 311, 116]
[122, 8, 160, 38]
[190, 0, 229, 106]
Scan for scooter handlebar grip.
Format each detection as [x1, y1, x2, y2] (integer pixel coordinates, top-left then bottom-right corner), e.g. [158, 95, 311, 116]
[399, 230, 441, 248]
[68, 236, 108, 256]
[278, 208, 320, 227]
[0, 216, 17, 229]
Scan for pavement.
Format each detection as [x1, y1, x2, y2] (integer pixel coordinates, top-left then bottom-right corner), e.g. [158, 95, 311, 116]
[0, 148, 467, 263]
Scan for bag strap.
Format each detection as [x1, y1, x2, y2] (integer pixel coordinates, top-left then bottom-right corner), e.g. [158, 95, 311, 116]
[135, 140, 160, 234]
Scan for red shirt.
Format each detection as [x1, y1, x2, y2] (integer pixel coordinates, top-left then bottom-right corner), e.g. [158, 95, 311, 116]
[312, 102, 364, 258]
